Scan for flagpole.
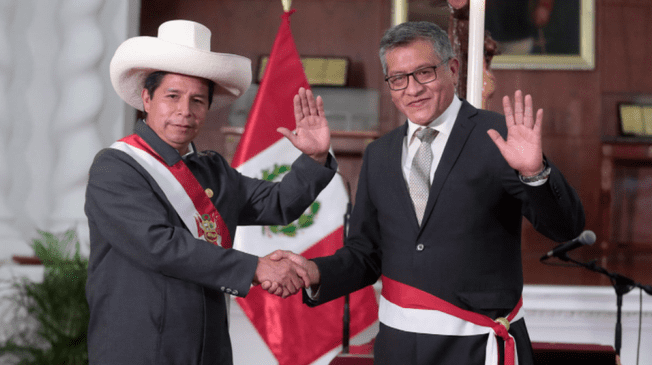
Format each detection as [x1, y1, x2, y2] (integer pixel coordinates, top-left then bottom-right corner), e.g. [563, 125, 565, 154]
[342, 181, 352, 354]
[466, 0, 485, 108]
[282, 0, 291, 12]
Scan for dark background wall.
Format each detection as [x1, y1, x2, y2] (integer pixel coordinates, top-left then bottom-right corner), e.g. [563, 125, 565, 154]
[139, 0, 652, 287]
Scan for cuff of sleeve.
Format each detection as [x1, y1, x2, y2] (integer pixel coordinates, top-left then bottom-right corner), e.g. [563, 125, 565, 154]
[305, 285, 321, 300]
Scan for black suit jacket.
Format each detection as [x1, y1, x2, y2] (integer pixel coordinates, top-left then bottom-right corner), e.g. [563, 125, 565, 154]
[85, 120, 336, 365]
[306, 100, 585, 365]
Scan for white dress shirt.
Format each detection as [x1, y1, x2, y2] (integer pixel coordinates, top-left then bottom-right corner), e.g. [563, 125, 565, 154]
[402, 97, 462, 185]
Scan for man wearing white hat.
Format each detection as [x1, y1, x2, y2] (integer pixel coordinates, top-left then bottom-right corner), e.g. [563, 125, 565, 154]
[84, 20, 336, 364]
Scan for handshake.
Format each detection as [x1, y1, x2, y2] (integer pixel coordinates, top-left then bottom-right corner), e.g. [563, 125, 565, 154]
[252, 250, 320, 298]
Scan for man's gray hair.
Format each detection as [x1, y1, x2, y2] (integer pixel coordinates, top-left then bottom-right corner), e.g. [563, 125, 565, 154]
[379, 21, 454, 75]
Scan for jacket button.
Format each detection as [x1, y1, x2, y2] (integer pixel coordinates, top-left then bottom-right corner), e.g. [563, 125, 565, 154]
[220, 286, 226, 292]
[232, 290, 239, 296]
[416, 243, 425, 251]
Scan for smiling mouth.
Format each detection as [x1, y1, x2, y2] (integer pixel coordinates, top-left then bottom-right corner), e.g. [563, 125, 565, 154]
[408, 98, 429, 107]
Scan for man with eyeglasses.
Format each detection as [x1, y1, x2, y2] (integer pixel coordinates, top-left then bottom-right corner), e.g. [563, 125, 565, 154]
[272, 21, 585, 365]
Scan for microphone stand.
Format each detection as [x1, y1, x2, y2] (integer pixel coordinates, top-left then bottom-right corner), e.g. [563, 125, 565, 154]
[545, 253, 652, 356]
[341, 181, 352, 354]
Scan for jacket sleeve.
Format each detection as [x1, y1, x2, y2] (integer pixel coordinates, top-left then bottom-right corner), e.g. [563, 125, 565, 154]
[85, 148, 259, 297]
[235, 153, 338, 226]
[504, 156, 586, 243]
[304, 149, 382, 306]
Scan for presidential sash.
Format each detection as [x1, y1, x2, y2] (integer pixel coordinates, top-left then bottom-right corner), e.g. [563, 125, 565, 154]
[379, 275, 524, 365]
[111, 134, 232, 249]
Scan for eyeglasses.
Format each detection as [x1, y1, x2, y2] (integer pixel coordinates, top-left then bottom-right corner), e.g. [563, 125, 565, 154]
[384, 58, 451, 91]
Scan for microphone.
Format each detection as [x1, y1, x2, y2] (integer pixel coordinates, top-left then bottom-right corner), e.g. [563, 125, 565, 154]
[540, 230, 596, 261]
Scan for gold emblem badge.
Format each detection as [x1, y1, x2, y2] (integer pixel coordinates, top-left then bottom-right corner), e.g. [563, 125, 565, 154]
[494, 317, 510, 331]
[205, 188, 213, 198]
[196, 213, 222, 246]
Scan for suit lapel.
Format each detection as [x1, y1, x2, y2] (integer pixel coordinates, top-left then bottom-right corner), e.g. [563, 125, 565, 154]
[386, 123, 419, 225]
[420, 100, 478, 229]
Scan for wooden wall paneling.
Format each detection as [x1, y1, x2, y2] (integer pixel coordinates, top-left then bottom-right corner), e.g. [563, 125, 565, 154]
[600, 1, 652, 93]
[487, 66, 603, 285]
[599, 143, 652, 287]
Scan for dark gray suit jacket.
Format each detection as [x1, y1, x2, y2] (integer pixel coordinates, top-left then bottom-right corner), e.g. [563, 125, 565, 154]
[306, 100, 585, 365]
[85, 120, 336, 365]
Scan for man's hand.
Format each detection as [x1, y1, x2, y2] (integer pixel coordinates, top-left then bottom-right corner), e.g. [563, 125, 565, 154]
[277, 87, 331, 165]
[487, 90, 545, 177]
[270, 250, 320, 288]
[259, 250, 321, 298]
[253, 251, 310, 298]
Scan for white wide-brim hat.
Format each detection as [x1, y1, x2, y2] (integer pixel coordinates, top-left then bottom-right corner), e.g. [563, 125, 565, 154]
[110, 19, 252, 111]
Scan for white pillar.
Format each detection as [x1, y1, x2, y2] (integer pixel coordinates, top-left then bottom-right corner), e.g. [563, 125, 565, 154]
[466, 0, 485, 108]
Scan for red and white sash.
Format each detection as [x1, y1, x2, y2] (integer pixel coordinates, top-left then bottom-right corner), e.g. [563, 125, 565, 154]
[111, 134, 232, 249]
[379, 275, 524, 365]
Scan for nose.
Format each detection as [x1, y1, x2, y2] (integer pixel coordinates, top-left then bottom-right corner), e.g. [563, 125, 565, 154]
[177, 97, 192, 116]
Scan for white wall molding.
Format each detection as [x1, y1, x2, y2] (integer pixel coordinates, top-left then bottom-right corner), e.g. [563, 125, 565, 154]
[523, 284, 652, 365]
[0, 0, 140, 258]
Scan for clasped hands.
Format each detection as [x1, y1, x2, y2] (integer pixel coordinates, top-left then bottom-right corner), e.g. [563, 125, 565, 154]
[252, 250, 320, 298]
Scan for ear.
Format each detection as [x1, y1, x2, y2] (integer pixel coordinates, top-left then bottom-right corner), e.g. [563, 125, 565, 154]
[141, 88, 151, 113]
[448, 57, 460, 79]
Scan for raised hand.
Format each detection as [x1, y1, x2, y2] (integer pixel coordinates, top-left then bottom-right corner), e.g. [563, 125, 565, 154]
[487, 90, 545, 177]
[277, 87, 331, 165]
[253, 252, 310, 298]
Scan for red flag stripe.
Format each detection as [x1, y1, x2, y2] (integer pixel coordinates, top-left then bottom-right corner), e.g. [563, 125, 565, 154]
[236, 227, 378, 365]
[231, 10, 310, 168]
[232, 9, 378, 365]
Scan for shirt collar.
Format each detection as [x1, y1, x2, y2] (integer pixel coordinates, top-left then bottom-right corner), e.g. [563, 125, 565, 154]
[134, 119, 196, 166]
[407, 96, 462, 145]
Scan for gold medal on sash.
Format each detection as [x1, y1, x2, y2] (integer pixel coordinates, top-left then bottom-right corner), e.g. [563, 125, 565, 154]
[196, 213, 222, 246]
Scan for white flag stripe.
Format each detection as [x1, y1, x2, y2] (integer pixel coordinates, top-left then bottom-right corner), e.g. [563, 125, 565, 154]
[236, 137, 302, 177]
[234, 138, 347, 257]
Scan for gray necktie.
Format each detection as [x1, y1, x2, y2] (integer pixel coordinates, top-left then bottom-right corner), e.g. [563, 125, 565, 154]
[408, 128, 438, 225]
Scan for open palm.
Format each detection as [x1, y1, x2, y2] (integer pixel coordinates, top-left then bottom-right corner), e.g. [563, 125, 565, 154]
[277, 87, 330, 165]
[487, 90, 544, 176]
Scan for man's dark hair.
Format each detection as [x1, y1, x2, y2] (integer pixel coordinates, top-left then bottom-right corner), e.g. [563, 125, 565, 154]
[142, 70, 216, 109]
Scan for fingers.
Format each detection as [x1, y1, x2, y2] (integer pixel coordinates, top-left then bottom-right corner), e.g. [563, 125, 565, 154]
[304, 88, 317, 117]
[503, 90, 539, 129]
[277, 127, 295, 143]
[487, 129, 507, 152]
[523, 93, 533, 128]
[315, 95, 325, 118]
[534, 108, 544, 133]
[297, 87, 314, 119]
[268, 249, 284, 261]
[502, 95, 514, 128]
[294, 87, 322, 119]
[257, 251, 311, 297]
[513, 90, 524, 125]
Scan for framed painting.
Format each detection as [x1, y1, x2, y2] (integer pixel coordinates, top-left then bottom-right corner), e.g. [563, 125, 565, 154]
[392, 0, 595, 70]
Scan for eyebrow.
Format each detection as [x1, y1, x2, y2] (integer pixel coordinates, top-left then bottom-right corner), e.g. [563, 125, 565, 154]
[163, 88, 208, 99]
[388, 63, 433, 76]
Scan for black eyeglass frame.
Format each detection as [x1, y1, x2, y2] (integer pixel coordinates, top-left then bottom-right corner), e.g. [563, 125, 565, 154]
[384, 58, 451, 91]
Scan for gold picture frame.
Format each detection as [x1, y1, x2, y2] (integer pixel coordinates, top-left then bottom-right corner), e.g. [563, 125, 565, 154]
[392, 0, 595, 70]
[257, 56, 349, 86]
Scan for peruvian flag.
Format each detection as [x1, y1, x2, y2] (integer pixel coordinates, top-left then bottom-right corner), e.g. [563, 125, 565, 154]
[231, 8, 378, 365]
